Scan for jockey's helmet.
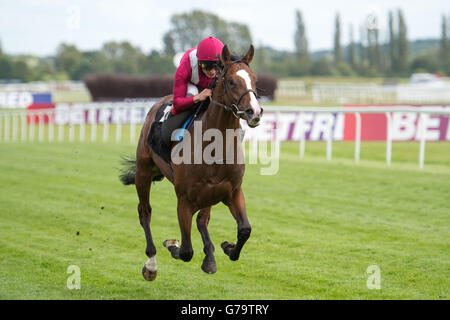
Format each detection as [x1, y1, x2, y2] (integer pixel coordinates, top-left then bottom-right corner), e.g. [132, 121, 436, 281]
[197, 36, 224, 62]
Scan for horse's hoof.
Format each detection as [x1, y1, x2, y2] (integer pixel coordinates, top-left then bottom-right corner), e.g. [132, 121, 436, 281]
[163, 239, 179, 248]
[142, 266, 157, 281]
[179, 249, 194, 262]
[221, 241, 235, 255]
[221, 241, 239, 261]
[201, 258, 217, 274]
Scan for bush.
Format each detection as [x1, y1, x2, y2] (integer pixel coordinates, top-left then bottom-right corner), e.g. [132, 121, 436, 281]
[409, 55, 439, 74]
[256, 73, 278, 100]
[84, 72, 279, 102]
[336, 62, 356, 77]
[83, 73, 173, 101]
[310, 58, 337, 76]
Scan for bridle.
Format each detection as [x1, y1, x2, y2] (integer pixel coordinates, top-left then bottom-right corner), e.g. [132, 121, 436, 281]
[210, 60, 261, 119]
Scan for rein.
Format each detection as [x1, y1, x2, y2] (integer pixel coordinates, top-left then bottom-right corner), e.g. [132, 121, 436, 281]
[210, 60, 259, 119]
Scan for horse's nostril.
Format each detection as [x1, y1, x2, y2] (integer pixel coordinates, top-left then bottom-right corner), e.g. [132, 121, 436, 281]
[245, 108, 254, 116]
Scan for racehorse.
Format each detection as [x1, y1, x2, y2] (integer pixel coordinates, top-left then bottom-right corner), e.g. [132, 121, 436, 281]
[119, 45, 263, 281]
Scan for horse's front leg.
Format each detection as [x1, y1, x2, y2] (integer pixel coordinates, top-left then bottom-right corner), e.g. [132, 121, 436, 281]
[222, 188, 251, 261]
[196, 206, 217, 274]
[164, 199, 195, 262]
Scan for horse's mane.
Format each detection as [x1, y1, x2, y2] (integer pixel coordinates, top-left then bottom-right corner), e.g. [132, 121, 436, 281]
[230, 52, 243, 62]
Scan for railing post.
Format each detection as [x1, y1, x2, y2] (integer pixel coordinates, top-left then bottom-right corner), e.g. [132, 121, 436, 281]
[102, 107, 109, 143]
[419, 112, 426, 170]
[21, 113, 27, 142]
[12, 113, 18, 141]
[4, 113, 9, 142]
[48, 109, 54, 142]
[275, 111, 280, 142]
[80, 107, 85, 142]
[69, 108, 75, 142]
[38, 112, 44, 142]
[91, 108, 97, 142]
[354, 112, 361, 163]
[385, 112, 392, 166]
[299, 113, 305, 159]
[116, 108, 122, 143]
[326, 113, 333, 161]
[130, 107, 136, 144]
[29, 112, 35, 142]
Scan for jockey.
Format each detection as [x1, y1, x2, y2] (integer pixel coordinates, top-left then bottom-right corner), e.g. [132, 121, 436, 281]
[171, 36, 224, 115]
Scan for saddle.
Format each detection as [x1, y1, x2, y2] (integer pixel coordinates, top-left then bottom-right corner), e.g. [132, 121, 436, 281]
[147, 101, 203, 164]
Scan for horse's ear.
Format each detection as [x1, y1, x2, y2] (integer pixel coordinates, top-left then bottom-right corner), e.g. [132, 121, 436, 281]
[221, 45, 231, 66]
[243, 45, 255, 64]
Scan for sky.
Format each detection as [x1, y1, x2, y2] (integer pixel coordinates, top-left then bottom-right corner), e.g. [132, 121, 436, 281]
[0, 0, 449, 56]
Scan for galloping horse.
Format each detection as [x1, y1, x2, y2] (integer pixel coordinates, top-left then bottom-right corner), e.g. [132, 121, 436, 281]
[120, 45, 263, 281]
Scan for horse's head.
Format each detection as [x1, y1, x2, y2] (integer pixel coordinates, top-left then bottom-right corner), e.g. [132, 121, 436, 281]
[216, 45, 263, 128]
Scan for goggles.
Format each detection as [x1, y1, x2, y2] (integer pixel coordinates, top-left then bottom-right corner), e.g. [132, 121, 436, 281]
[199, 61, 219, 71]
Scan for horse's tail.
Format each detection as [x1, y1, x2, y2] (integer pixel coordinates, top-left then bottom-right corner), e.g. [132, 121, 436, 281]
[119, 155, 136, 185]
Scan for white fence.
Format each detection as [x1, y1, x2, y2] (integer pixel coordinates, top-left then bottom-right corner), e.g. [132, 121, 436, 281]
[0, 81, 86, 93]
[311, 83, 450, 104]
[267, 106, 449, 170]
[0, 104, 449, 170]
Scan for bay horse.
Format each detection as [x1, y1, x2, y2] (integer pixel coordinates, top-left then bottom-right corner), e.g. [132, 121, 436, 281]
[120, 45, 263, 281]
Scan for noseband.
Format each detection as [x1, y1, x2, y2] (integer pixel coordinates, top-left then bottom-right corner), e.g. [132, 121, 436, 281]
[210, 61, 260, 119]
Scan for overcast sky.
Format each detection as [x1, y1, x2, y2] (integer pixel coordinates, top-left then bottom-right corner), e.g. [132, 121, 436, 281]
[0, 0, 449, 56]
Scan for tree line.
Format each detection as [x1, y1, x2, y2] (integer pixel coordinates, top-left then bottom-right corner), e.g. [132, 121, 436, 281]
[0, 9, 449, 82]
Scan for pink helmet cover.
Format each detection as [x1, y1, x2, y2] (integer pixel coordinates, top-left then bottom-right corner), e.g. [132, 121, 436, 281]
[196, 36, 224, 61]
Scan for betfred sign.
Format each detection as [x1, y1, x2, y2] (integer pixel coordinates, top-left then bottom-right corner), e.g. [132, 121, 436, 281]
[242, 112, 344, 141]
[26, 102, 152, 125]
[343, 105, 450, 141]
[53, 103, 150, 125]
[26, 103, 450, 142]
[0, 92, 52, 108]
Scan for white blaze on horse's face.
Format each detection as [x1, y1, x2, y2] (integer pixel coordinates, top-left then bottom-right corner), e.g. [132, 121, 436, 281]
[236, 69, 262, 127]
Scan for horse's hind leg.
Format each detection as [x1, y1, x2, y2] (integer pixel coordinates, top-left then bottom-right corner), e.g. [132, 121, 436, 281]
[135, 163, 157, 281]
[196, 207, 217, 274]
[222, 188, 251, 261]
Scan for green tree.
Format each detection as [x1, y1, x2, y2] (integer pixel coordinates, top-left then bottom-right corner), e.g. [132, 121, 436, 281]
[348, 24, 356, 69]
[440, 14, 449, 73]
[294, 10, 308, 59]
[101, 41, 147, 75]
[397, 9, 409, 74]
[410, 54, 439, 73]
[163, 33, 176, 56]
[388, 11, 397, 73]
[0, 55, 13, 79]
[163, 10, 252, 54]
[252, 45, 270, 74]
[311, 57, 336, 76]
[358, 24, 366, 67]
[12, 60, 32, 81]
[55, 43, 83, 79]
[333, 13, 342, 65]
[146, 50, 175, 75]
[293, 10, 310, 75]
[440, 14, 448, 55]
[367, 21, 381, 74]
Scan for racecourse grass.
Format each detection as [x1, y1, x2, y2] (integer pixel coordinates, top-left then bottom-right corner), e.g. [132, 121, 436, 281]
[0, 138, 449, 299]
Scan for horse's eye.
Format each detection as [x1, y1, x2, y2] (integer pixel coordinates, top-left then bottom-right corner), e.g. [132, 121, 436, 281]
[228, 79, 235, 87]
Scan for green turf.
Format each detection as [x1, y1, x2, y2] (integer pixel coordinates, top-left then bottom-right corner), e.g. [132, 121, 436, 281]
[0, 138, 449, 299]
